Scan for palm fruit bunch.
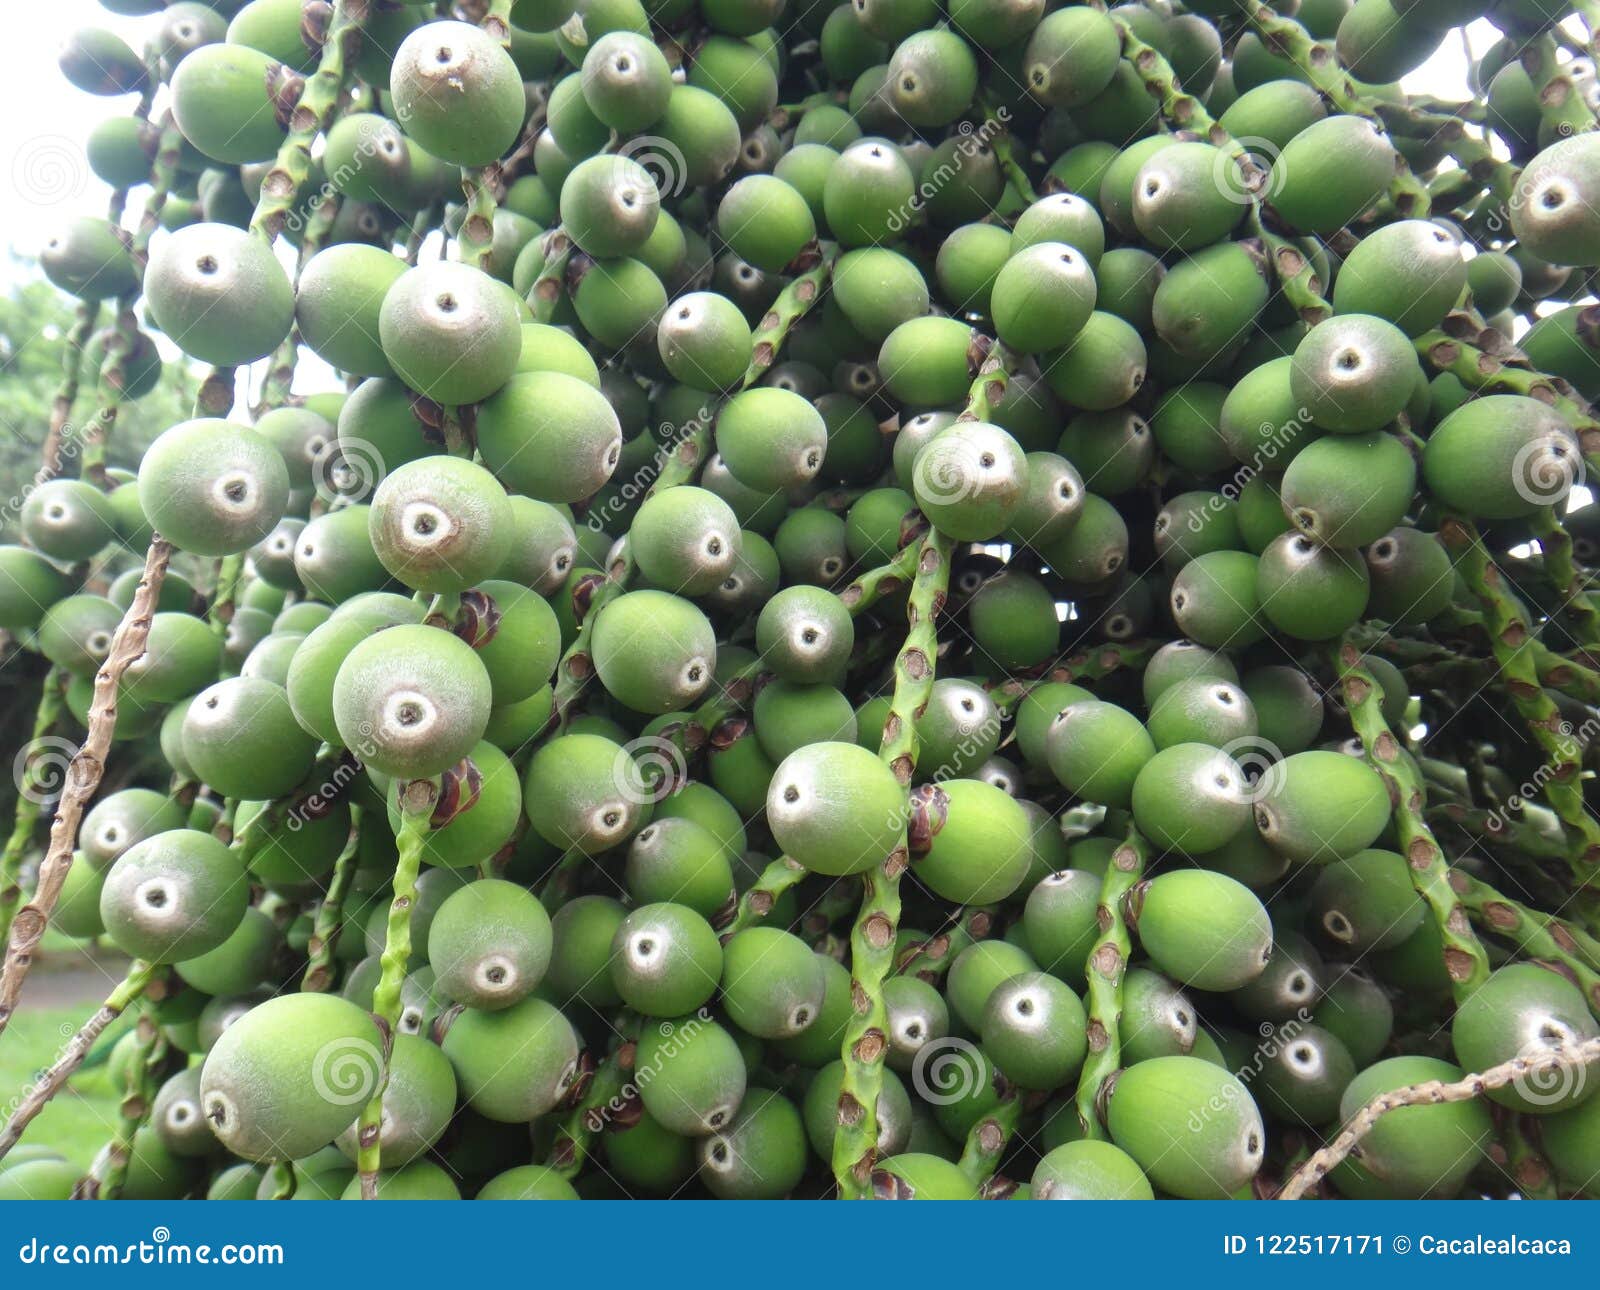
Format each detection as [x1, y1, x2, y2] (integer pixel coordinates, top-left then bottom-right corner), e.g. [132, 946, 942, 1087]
[5, 0, 1600, 1206]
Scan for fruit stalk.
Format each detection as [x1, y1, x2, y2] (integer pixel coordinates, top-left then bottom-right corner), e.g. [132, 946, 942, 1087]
[832, 527, 953, 1196]
[302, 805, 363, 992]
[1279, 1035, 1600, 1199]
[0, 669, 67, 945]
[355, 781, 433, 1197]
[249, 0, 370, 242]
[80, 1003, 169, 1199]
[39, 300, 101, 482]
[0, 539, 172, 1041]
[1332, 637, 1490, 998]
[1075, 827, 1148, 1139]
[1442, 518, 1600, 875]
[1450, 870, 1600, 1015]
[0, 960, 156, 1162]
[717, 856, 807, 937]
[1528, 507, 1600, 650]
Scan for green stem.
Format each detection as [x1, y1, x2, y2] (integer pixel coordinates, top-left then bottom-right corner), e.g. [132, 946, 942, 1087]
[39, 301, 101, 482]
[208, 554, 246, 641]
[832, 528, 953, 1197]
[82, 1000, 168, 1199]
[717, 856, 807, 937]
[1332, 637, 1490, 1000]
[249, 0, 369, 242]
[1451, 870, 1600, 1017]
[355, 785, 432, 1197]
[0, 670, 67, 945]
[1075, 827, 1147, 1139]
[302, 805, 362, 993]
[1528, 508, 1600, 650]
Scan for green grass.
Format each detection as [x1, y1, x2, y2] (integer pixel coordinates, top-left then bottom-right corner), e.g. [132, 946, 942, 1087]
[0, 1005, 134, 1174]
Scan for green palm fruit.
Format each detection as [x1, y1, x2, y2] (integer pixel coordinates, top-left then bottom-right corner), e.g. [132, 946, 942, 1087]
[886, 28, 977, 126]
[1290, 314, 1419, 434]
[82, 325, 163, 400]
[990, 242, 1096, 355]
[823, 139, 917, 246]
[1094, 248, 1164, 334]
[522, 732, 647, 854]
[766, 740, 906, 876]
[1022, 869, 1101, 984]
[183, 676, 317, 799]
[805, 1058, 913, 1159]
[0, 546, 73, 631]
[1154, 491, 1242, 571]
[633, 1014, 748, 1136]
[1537, 1086, 1600, 1191]
[498, 495, 578, 594]
[1170, 550, 1263, 648]
[516, 323, 602, 386]
[1147, 676, 1258, 750]
[1042, 311, 1149, 412]
[910, 778, 1033, 904]
[1509, 134, 1600, 267]
[339, 1160, 461, 1200]
[1129, 869, 1271, 991]
[1328, 1056, 1492, 1198]
[870, 1151, 979, 1199]
[910, 421, 1027, 542]
[718, 175, 817, 274]
[879, 315, 975, 408]
[146, 221, 294, 364]
[912, 679, 999, 779]
[687, 35, 779, 131]
[1143, 641, 1238, 707]
[1217, 355, 1313, 467]
[1231, 928, 1324, 1021]
[285, 595, 421, 743]
[477, 370, 623, 503]
[753, 681, 856, 764]
[1256, 1022, 1357, 1127]
[1255, 749, 1390, 864]
[980, 971, 1087, 1090]
[656, 291, 753, 391]
[23, 479, 111, 564]
[1271, 114, 1398, 234]
[55, 856, 107, 940]
[698, 1089, 808, 1199]
[579, 29, 671, 131]
[1107, 1056, 1264, 1198]
[834, 248, 931, 342]
[236, 796, 348, 892]
[590, 589, 715, 714]
[1309, 848, 1426, 954]
[333, 379, 435, 496]
[1331, 219, 1466, 335]
[295, 244, 407, 378]
[772, 505, 849, 586]
[600, 1109, 696, 1193]
[1256, 532, 1371, 640]
[945, 939, 1037, 1032]
[1033, 1140, 1153, 1199]
[1451, 964, 1600, 1113]
[1312, 969, 1394, 1069]
[466, 580, 560, 707]
[175, 905, 280, 996]
[137, 419, 290, 558]
[964, 571, 1056, 672]
[378, 262, 521, 406]
[1280, 431, 1416, 549]
[1422, 393, 1581, 519]
[935, 222, 1011, 316]
[1021, 5, 1119, 106]
[1238, 665, 1322, 755]
[629, 486, 740, 597]
[1118, 968, 1199, 1065]
[755, 584, 853, 685]
[1045, 699, 1156, 807]
[477, 1166, 581, 1200]
[387, 740, 520, 871]
[881, 973, 950, 1074]
[1012, 192, 1106, 268]
[1011, 681, 1092, 769]
[560, 155, 660, 261]
[441, 994, 580, 1123]
[167, 43, 288, 164]
[391, 20, 525, 166]
[542, 894, 626, 1010]
[720, 927, 827, 1038]
[1152, 240, 1270, 362]
[1521, 305, 1600, 400]
[149, 1067, 213, 1159]
[331, 624, 491, 778]
[714, 387, 828, 492]
[1130, 142, 1245, 252]
[367, 455, 511, 594]
[624, 817, 734, 920]
[653, 84, 742, 188]
[428, 879, 551, 1011]
[609, 902, 723, 1016]
[1146, 384, 1228, 477]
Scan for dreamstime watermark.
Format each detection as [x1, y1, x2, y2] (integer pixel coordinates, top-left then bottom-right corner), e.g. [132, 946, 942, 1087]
[910, 1034, 987, 1106]
[586, 405, 714, 533]
[1481, 711, 1600, 832]
[586, 1008, 714, 1130]
[17, 1228, 283, 1267]
[612, 735, 689, 807]
[11, 735, 82, 806]
[1510, 431, 1585, 508]
[1185, 405, 1313, 534]
[309, 1034, 384, 1109]
[310, 435, 386, 505]
[1185, 1009, 1313, 1134]
[1219, 735, 1287, 804]
[884, 111, 1011, 236]
[11, 135, 87, 208]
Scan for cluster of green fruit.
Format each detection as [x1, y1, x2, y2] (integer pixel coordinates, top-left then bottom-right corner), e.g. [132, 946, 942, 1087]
[2, 0, 1600, 1204]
